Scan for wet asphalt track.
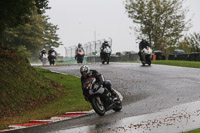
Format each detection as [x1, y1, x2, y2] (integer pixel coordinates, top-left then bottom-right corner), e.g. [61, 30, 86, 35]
[9, 62, 200, 133]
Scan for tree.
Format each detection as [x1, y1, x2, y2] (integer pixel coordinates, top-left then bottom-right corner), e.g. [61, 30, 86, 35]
[184, 33, 200, 52]
[1, 13, 62, 61]
[0, 0, 49, 36]
[125, 0, 190, 56]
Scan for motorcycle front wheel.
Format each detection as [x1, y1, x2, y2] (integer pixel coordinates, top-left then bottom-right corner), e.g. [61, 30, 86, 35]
[107, 58, 109, 64]
[112, 93, 122, 112]
[91, 96, 105, 116]
[146, 55, 151, 66]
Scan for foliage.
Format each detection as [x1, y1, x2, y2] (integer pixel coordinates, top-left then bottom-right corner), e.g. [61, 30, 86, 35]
[125, 0, 190, 56]
[0, 48, 59, 119]
[176, 38, 191, 53]
[16, 45, 32, 57]
[0, 50, 91, 129]
[0, 0, 49, 35]
[184, 33, 200, 52]
[0, 13, 62, 61]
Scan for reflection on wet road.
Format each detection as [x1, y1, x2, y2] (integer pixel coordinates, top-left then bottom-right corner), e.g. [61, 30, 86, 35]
[57, 101, 200, 133]
[29, 62, 200, 133]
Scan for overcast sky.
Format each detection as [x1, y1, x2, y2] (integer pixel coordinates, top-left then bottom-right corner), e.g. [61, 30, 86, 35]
[46, 0, 200, 56]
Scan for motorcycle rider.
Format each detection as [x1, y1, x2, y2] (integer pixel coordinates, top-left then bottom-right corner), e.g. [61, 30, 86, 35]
[80, 65, 117, 101]
[138, 39, 151, 61]
[48, 47, 56, 58]
[100, 40, 110, 58]
[39, 48, 46, 60]
[48, 47, 56, 65]
[75, 43, 84, 59]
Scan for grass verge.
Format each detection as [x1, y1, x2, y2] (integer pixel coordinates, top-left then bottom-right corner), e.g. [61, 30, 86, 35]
[184, 129, 200, 133]
[0, 67, 92, 130]
[152, 60, 200, 68]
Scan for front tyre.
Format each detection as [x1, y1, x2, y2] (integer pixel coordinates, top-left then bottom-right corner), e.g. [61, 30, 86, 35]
[148, 61, 151, 66]
[146, 55, 151, 66]
[91, 96, 105, 116]
[107, 58, 109, 64]
[113, 94, 122, 112]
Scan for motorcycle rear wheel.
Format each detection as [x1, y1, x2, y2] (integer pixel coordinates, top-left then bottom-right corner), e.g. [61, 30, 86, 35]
[91, 96, 105, 116]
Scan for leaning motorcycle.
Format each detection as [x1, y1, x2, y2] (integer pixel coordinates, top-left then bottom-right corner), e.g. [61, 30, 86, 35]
[41, 53, 48, 66]
[84, 77, 122, 116]
[48, 52, 56, 65]
[141, 46, 152, 66]
[101, 46, 111, 64]
[76, 50, 84, 63]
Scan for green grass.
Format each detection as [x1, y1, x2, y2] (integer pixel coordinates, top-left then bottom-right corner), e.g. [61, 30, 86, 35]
[0, 49, 58, 117]
[0, 65, 91, 130]
[152, 60, 200, 68]
[184, 129, 200, 133]
[0, 48, 89, 130]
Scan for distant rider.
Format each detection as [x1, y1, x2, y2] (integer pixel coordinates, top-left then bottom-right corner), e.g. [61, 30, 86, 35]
[48, 47, 56, 57]
[39, 48, 46, 60]
[48, 47, 56, 63]
[138, 39, 151, 61]
[80, 65, 117, 101]
[75, 43, 84, 59]
[100, 40, 110, 58]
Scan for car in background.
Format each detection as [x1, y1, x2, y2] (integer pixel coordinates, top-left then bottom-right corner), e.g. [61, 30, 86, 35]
[173, 49, 185, 55]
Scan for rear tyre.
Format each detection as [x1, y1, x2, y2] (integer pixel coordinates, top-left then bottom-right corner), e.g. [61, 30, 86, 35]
[91, 96, 105, 116]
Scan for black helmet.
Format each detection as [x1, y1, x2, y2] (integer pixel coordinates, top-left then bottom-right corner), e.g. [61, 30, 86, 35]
[104, 40, 108, 43]
[78, 43, 82, 48]
[80, 65, 90, 76]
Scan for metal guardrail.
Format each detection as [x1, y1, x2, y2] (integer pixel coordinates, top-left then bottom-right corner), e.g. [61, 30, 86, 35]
[168, 53, 200, 61]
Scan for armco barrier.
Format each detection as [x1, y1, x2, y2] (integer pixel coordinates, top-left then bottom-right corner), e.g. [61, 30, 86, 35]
[168, 53, 200, 61]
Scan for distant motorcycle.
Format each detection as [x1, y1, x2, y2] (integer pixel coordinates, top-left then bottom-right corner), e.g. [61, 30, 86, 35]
[84, 77, 122, 116]
[48, 52, 56, 65]
[41, 53, 48, 66]
[101, 46, 111, 64]
[141, 46, 152, 66]
[76, 49, 84, 63]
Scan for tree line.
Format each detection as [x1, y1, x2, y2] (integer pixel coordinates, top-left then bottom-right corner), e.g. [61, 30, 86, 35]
[0, 0, 62, 61]
[1, 0, 199, 60]
[125, 0, 200, 57]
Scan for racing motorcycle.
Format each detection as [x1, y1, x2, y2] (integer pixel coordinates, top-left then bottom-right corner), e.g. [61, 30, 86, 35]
[101, 46, 111, 64]
[76, 49, 84, 63]
[41, 53, 48, 66]
[48, 52, 56, 65]
[141, 46, 152, 66]
[84, 77, 122, 116]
